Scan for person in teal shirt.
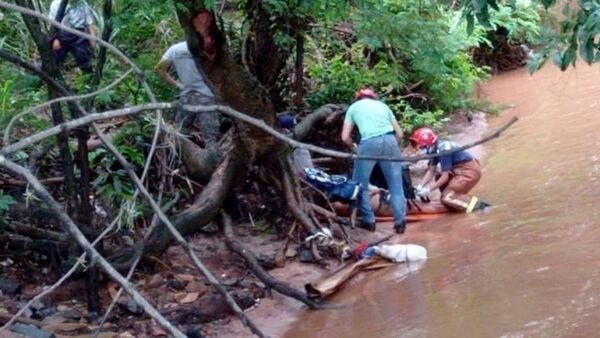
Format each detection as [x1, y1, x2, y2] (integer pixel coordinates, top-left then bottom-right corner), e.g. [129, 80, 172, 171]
[341, 88, 407, 233]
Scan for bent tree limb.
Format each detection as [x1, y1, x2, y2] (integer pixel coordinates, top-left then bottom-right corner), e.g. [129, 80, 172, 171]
[1, 102, 519, 165]
[221, 211, 332, 310]
[0, 155, 186, 338]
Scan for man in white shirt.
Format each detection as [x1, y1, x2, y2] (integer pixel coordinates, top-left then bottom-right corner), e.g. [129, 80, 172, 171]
[155, 41, 219, 142]
[49, 0, 96, 73]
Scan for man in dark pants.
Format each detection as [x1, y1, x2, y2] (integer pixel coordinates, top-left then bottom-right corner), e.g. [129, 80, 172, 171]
[49, 0, 96, 73]
[155, 41, 218, 142]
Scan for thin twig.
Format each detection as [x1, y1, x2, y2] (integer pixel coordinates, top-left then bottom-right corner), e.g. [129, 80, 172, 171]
[0, 156, 186, 337]
[3, 68, 134, 145]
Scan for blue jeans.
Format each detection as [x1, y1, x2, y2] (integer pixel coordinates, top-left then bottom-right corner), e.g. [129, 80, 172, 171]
[353, 134, 406, 225]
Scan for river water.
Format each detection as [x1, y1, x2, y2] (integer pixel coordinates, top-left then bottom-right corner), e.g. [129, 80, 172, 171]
[281, 63, 600, 337]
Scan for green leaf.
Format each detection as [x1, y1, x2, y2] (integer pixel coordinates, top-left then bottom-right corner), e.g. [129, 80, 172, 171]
[562, 45, 577, 70]
[579, 40, 595, 64]
[487, 0, 500, 11]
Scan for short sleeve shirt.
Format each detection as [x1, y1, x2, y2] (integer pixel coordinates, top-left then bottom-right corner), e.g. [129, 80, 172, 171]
[161, 42, 213, 97]
[431, 140, 474, 172]
[344, 99, 395, 140]
[49, 0, 93, 30]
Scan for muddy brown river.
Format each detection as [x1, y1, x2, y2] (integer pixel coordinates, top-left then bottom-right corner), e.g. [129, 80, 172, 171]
[280, 64, 600, 337]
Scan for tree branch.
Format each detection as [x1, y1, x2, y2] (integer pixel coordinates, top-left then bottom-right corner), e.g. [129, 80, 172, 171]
[0, 155, 186, 338]
[1, 101, 519, 163]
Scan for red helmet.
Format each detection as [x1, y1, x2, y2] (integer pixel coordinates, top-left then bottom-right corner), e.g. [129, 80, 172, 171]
[355, 88, 377, 100]
[410, 127, 438, 147]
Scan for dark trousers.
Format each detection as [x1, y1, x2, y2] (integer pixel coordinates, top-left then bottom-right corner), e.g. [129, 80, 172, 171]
[54, 30, 92, 73]
[178, 91, 219, 144]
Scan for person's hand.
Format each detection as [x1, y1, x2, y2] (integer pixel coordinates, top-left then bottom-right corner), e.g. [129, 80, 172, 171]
[176, 82, 184, 90]
[89, 39, 96, 48]
[415, 186, 430, 197]
[52, 39, 61, 51]
[352, 143, 358, 152]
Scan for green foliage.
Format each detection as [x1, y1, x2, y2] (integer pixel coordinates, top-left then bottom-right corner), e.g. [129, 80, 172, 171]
[487, 0, 542, 43]
[0, 189, 15, 215]
[88, 121, 150, 227]
[306, 0, 489, 118]
[463, 0, 600, 70]
[306, 45, 406, 107]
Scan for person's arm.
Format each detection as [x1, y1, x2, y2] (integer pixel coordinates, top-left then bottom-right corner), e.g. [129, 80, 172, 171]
[429, 171, 450, 191]
[418, 164, 437, 187]
[87, 24, 96, 48]
[391, 117, 403, 142]
[155, 58, 183, 89]
[341, 121, 355, 148]
[49, 1, 61, 50]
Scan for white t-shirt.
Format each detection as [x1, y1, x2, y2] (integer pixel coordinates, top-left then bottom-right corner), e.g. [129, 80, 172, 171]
[49, 0, 94, 30]
[161, 42, 213, 97]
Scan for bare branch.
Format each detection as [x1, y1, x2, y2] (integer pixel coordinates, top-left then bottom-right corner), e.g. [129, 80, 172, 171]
[0, 101, 519, 163]
[3, 68, 134, 145]
[0, 155, 186, 338]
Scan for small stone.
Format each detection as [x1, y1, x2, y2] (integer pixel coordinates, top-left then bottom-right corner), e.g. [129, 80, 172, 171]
[121, 299, 144, 316]
[122, 235, 134, 247]
[167, 279, 185, 290]
[10, 323, 54, 338]
[185, 326, 205, 338]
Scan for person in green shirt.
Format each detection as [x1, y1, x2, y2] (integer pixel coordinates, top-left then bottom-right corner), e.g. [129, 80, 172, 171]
[341, 88, 407, 234]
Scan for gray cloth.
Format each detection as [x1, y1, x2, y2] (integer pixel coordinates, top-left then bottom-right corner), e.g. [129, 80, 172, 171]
[49, 0, 94, 30]
[292, 148, 314, 174]
[161, 42, 214, 97]
[178, 92, 219, 144]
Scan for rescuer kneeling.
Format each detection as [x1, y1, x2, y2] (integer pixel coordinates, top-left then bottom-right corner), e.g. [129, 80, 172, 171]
[410, 127, 490, 213]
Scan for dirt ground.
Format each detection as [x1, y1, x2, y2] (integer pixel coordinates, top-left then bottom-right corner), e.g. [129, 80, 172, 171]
[0, 112, 489, 338]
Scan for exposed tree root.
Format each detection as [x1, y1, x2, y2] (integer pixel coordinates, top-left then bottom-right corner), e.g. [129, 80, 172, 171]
[221, 211, 334, 310]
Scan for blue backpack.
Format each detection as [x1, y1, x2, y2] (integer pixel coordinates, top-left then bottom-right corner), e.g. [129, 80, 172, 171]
[304, 168, 362, 202]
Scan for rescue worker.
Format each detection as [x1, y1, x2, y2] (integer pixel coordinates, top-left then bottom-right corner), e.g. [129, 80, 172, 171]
[341, 88, 407, 234]
[410, 127, 490, 212]
[49, 0, 96, 73]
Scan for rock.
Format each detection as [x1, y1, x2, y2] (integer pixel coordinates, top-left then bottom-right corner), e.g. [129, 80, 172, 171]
[35, 307, 57, 318]
[221, 278, 238, 287]
[146, 274, 163, 288]
[120, 299, 144, 316]
[185, 326, 205, 338]
[41, 313, 68, 326]
[233, 293, 257, 310]
[298, 247, 314, 262]
[10, 323, 55, 338]
[0, 278, 22, 295]
[257, 253, 276, 270]
[167, 279, 185, 290]
[121, 235, 134, 247]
